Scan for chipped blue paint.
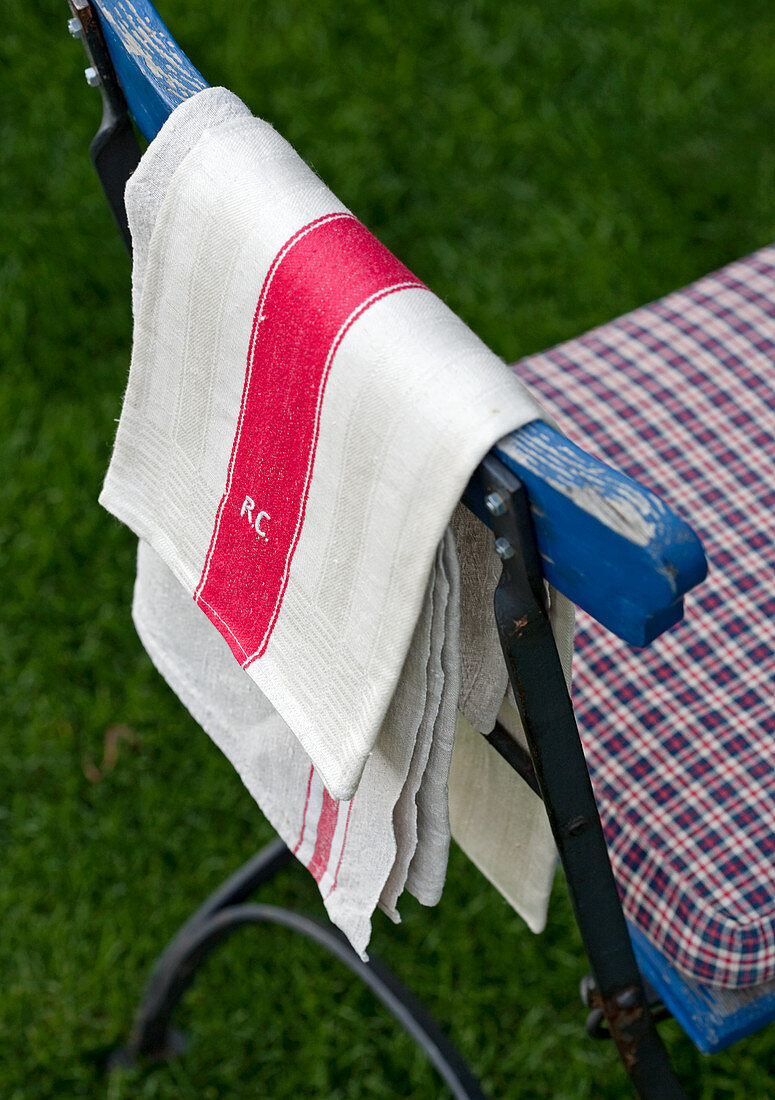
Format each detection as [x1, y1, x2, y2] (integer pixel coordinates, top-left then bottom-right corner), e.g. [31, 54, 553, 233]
[89, 0, 708, 645]
[630, 924, 775, 1054]
[495, 423, 706, 645]
[94, 0, 207, 140]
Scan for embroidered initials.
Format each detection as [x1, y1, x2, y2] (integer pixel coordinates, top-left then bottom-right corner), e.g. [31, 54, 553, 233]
[240, 496, 270, 538]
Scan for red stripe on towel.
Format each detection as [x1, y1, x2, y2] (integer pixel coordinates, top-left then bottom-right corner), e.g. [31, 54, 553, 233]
[307, 787, 340, 884]
[293, 764, 315, 856]
[325, 800, 354, 900]
[195, 213, 425, 663]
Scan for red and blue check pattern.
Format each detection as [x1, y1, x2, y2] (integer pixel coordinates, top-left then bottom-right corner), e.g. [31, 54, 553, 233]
[516, 246, 775, 988]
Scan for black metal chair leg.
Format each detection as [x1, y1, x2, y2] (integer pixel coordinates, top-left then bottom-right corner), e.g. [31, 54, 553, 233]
[175, 837, 294, 930]
[476, 456, 688, 1100]
[110, 899, 487, 1100]
[107, 839, 294, 1068]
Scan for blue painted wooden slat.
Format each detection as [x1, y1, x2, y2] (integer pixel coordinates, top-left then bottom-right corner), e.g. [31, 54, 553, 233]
[630, 924, 775, 1054]
[88, 0, 708, 646]
[495, 424, 706, 644]
[93, 0, 207, 140]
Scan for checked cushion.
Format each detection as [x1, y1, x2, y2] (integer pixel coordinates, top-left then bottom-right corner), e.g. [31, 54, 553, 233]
[515, 245, 775, 988]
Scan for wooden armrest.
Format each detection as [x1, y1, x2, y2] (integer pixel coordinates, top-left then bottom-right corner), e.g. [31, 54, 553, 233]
[494, 423, 705, 645]
[84, 0, 708, 647]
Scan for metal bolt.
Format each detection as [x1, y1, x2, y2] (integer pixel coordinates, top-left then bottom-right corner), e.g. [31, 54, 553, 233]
[485, 491, 507, 517]
[579, 975, 597, 1008]
[565, 815, 589, 837]
[67, 16, 83, 38]
[494, 537, 515, 561]
[84, 66, 100, 87]
[616, 988, 640, 1010]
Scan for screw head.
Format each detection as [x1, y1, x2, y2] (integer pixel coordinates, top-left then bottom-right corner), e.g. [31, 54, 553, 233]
[485, 491, 507, 517]
[84, 66, 100, 87]
[565, 815, 589, 837]
[579, 975, 597, 1007]
[494, 537, 515, 561]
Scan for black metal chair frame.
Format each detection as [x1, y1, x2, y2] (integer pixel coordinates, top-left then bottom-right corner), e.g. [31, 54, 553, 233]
[77, 11, 689, 1095]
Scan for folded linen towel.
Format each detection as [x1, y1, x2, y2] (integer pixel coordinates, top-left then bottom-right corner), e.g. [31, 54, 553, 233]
[133, 519, 570, 950]
[100, 86, 546, 799]
[134, 536, 459, 955]
[101, 86, 573, 951]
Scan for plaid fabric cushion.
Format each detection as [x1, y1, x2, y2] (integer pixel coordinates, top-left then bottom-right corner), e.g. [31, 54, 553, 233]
[515, 246, 775, 989]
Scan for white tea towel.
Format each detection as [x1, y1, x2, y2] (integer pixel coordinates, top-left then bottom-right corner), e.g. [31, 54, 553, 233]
[101, 86, 574, 951]
[134, 537, 458, 956]
[99, 86, 547, 801]
[134, 525, 571, 949]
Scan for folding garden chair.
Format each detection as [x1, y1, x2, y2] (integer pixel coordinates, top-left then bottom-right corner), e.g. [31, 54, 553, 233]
[67, 1, 775, 1096]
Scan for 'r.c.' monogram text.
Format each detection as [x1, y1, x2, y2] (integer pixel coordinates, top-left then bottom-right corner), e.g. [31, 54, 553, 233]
[241, 496, 270, 539]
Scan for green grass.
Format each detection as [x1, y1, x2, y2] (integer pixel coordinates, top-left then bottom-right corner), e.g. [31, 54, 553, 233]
[2, 0, 775, 1096]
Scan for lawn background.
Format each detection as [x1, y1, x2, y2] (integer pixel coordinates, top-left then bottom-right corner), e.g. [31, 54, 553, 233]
[2, 0, 775, 1097]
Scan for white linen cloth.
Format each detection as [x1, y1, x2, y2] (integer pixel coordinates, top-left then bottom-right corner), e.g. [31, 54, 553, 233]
[133, 535, 458, 953]
[101, 87, 573, 953]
